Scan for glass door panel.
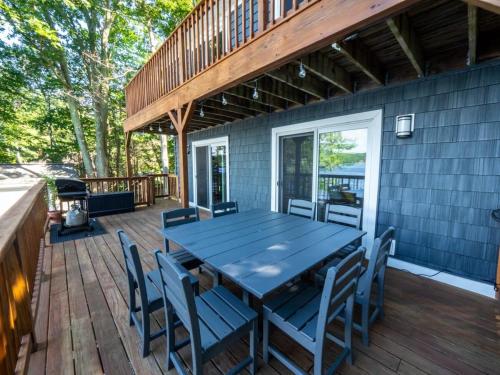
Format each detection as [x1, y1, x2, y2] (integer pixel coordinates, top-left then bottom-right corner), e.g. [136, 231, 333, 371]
[317, 128, 367, 222]
[279, 133, 314, 213]
[211, 144, 228, 205]
[195, 146, 209, 209]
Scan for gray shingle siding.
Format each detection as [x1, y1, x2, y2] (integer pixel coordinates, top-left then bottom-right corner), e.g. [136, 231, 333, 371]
[183, 61, 500, 284]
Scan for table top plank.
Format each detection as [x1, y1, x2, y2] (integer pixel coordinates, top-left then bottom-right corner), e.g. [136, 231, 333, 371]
[239, 227, 364, 298]
[205, 221, 329, 265]
[217, 225, 349, 280]
[178, 214, 303, 252]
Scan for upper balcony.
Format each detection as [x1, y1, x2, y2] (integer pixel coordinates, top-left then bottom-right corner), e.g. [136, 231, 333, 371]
[123, 0, 427, 133]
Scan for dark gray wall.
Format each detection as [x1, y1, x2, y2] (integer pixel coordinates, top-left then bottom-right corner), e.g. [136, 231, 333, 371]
[185, 61, 500, 283]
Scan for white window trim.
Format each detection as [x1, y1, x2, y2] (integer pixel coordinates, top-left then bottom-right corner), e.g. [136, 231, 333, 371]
[191, 136, 230, 210]
[270, 109, 383, 252]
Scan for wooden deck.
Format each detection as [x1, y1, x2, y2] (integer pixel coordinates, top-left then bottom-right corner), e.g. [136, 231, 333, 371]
[29, 199, 500, 375]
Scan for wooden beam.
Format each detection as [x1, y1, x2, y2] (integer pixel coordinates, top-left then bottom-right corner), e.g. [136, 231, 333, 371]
[386, 13, 424, 77]
[266, 66, 327, 99]
[333, 39, 384, 85]
[209, 96, 268, 114]
[242, 77, 306, 105]
[204, 99, 258, 117]
[463, 0, 500, 15]
[200, 103, 248, 119]
[467, 4, 478, 65]
[225, 86, 284, 110]
[124, 0, 419, 131]
[300, 53, 353, 93]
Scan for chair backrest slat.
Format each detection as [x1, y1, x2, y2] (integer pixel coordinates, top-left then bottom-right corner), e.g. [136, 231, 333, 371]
[161, 207, 199, 229]
[155, 251, 200, 337]
[212, 201, 239, 218]
[324, 204, 362, 229]
[369, 227, 394, 277]
[288, 199, 316, 220]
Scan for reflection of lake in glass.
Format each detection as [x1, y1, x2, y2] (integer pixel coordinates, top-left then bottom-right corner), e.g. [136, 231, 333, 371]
[317, 128, 368, 220]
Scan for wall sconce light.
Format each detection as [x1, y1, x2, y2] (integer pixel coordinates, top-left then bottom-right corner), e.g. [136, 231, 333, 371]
[395, 114, 415, 138]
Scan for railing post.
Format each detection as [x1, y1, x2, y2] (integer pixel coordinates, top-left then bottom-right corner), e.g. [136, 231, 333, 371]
[177, 26, 186, 85]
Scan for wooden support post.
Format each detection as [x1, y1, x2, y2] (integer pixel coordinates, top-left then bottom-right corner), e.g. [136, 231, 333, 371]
[467, 5, 478, 66]
[168, 102, 195, 208]
[125, 131, 133, 183]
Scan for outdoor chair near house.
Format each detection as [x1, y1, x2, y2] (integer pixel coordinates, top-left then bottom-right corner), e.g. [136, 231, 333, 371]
[287, 198, 316, 220]
[155, 250, 258, 375]
[263, 248, 365, 375]
[315, 226, 395, 346]
[324, 204, 363, 258]
[211, 201, 239, 217]
[161, 207, 204, 270]
[117, 229, 199, 357]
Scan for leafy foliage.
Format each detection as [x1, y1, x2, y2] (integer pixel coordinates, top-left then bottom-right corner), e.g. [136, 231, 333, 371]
[0, 0, 192, 175]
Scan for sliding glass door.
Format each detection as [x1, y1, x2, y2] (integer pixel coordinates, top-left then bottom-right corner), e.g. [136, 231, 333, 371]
[278, 133, 314, 213]
[271, 110, 382, 250]
[193, 137, 229, 209]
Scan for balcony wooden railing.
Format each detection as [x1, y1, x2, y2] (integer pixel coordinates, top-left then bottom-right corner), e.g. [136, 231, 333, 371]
[0, 181, 47, 374]
[125, 0, 319, 118]
[81, 174, 179, 207]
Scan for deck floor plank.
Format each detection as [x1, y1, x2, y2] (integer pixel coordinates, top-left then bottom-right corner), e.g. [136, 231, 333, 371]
[30, 199, 499, 375]
[74, 238, 132, 375]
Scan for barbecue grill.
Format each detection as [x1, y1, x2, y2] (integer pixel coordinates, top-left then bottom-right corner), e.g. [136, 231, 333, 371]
[55, 178, 93, 235]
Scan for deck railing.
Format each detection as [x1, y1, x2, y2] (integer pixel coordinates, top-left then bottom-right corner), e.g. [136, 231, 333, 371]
[81, 174, 179, 207]
[0, 181, 47, 374]
[125, 0, 319, 117]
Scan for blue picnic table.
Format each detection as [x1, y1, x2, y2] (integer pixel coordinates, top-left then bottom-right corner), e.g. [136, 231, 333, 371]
[160, 209, 365, 303]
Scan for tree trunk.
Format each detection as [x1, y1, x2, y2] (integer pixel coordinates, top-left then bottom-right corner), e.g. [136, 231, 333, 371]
[93, 95, 109, 177]
[160, 134, 170, 173]
[65, 92, 94, 176]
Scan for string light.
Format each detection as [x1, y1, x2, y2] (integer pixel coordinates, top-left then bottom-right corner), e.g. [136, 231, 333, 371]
[170, 123, 174, 130]
[200, 103, 205, 117]
[222, 93, 228, 106]
[298, 61, 306, 79]
[149, 125, 153, 131]
[158, 125, 162, 132]
[252, 81, 259, 100]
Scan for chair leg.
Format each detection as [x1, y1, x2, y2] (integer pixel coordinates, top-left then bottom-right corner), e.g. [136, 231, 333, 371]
[250, 320, 258, 375]
[377, 273, 385, 320]
[165, 316, 175, 370]
[262, 315, 269, 363]
[313, 346, 324, 375]
[361, 299, 370, 347]
[344, 295, 354, 364]
[142, 310, 151, 357]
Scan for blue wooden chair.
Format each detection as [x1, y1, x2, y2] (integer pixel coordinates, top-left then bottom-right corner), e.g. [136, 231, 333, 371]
[287, 199, 316, 220]
[324, 204, 363, 258]
[155, 250, 258, 375]
[263, 248, 365, 374]
[315, 227, 395, 346]
[211, 201, 239, 218]
[117, 229, 167, 357]
[161, 208, 204, 270]
[117, 229, 199, 357]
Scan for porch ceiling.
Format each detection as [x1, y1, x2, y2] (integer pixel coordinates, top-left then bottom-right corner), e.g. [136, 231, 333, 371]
[127, 0, 500, 136]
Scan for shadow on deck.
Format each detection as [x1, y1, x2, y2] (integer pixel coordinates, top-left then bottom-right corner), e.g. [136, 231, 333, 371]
[29, 199, 499, 375]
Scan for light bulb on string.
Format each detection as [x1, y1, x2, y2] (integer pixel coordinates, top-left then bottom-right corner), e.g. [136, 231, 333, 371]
[252, 81, 259, 100]
[222, 93, 228, 106]
[298, 61, 306, 79]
